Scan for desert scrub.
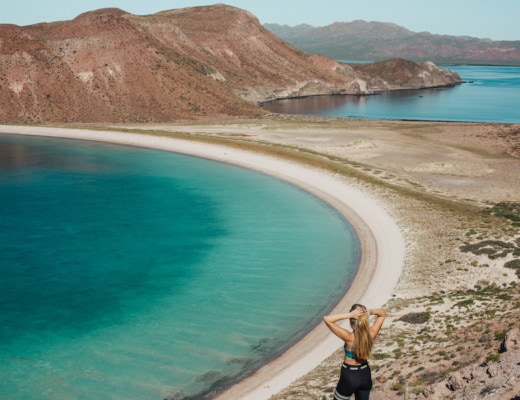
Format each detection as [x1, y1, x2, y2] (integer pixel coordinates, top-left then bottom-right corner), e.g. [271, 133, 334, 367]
[504, 258, 520, 278]
[460, 240, 515, 256]
[482, 202, 520, 226]
[398, 311, 431, 324]
[481, 353, 501, 366]
[494, 330, 507, 341]
[416, 370, 451, 387]
[454, 299, 474, 308]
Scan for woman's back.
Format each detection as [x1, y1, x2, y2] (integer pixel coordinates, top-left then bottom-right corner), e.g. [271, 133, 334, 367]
[323, 305, 387, 400]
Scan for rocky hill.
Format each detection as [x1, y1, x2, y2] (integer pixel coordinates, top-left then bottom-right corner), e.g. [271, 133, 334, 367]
[265, 21, 520, 65]
[0, 5, 460, 123]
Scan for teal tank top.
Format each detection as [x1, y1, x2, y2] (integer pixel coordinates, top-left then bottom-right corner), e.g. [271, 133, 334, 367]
[344, 344, 354, 359]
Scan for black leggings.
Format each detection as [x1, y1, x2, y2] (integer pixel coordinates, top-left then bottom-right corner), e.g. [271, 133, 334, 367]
[334, 362, 372, 400]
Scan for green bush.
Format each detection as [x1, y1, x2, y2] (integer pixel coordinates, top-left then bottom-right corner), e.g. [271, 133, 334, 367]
[481, 353, 500, 366]
[460, 240, 514, 255]
[505, 258, 520, 278]
[398, 312, 431, 324]
[454, 299, 474, 308]
[494, 330, 507, 341]
[482, 202, 520, 222]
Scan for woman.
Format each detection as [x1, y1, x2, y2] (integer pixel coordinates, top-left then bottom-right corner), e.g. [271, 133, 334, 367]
[323, 304, 386, 400]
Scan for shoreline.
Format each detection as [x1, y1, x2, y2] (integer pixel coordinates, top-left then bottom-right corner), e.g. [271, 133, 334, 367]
[0, 125, 405, 399]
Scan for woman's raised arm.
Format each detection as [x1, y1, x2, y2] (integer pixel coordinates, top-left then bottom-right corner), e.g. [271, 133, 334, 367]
[367, 308, 386, 339]
[323, 308, 365, 341]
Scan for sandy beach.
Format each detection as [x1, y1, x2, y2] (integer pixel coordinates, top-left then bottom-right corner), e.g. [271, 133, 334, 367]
[0, 124, 404, 399]
[2, 117, 518, 399]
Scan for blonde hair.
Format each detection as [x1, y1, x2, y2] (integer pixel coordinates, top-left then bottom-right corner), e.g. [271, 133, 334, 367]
[350, 304, 373, 362]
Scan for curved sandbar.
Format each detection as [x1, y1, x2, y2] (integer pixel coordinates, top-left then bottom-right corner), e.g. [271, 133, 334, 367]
[0, 125, 405, 399]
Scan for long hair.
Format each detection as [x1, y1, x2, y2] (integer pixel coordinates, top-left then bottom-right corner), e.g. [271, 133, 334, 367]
[349, 304, 373, 362]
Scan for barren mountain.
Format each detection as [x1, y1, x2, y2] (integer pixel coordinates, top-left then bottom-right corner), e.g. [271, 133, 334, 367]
[0, 5, 460, 123]
[265, 21, 520, 65]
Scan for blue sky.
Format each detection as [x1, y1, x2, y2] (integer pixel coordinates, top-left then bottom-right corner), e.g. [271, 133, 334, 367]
[2, 0, 519, 41]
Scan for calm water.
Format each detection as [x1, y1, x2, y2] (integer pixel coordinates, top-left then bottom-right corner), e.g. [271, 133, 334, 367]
[0, 134, 359, 399]
[263, 65, 520, 123]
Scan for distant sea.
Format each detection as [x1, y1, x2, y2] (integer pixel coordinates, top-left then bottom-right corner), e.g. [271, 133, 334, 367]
[263, 65, 520, 123]
[0, 134, 359, 399]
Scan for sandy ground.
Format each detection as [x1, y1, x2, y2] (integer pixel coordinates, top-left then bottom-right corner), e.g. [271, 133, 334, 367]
[121, 117, 518, 207]
[1, 117, 519, 399]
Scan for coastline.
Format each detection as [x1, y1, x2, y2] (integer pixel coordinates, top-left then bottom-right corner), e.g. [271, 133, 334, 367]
[0, 124, 405, 399]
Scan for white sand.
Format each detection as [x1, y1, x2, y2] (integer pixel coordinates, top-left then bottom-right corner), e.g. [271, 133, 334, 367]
[0, 125, 405, 399]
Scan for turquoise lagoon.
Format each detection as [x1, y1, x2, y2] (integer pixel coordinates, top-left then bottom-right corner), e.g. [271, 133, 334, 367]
[0, 134, 359, 399]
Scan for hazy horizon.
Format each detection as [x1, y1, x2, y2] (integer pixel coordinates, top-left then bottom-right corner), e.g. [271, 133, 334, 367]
[1, 0, 519, 41]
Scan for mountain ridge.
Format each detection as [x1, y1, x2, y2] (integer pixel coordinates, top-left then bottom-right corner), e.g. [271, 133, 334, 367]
[0, 5, 460, 123]
[265, 21, 520, 65]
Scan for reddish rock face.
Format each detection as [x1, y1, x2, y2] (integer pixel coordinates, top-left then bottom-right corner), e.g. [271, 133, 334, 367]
[0, 5, 460, 123]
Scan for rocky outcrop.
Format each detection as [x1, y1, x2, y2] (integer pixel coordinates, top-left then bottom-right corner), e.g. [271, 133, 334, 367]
[0, 5, 461, 123]
[423, 328, 520, 399]
[349, 58, 461, 91]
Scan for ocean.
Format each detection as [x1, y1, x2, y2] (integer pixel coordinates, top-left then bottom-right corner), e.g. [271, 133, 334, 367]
[263, 65, 520, 124]
[0, 134, 359, 399]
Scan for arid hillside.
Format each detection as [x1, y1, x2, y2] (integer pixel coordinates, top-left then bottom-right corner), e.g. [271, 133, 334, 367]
[0, 5, 460, 123]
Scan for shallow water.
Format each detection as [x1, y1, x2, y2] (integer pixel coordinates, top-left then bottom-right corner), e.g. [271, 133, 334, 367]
[0, 134, 359, 399]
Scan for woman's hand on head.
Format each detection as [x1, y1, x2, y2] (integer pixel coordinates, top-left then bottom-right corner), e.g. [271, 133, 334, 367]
[350, 308, 366, 319]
